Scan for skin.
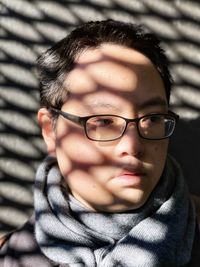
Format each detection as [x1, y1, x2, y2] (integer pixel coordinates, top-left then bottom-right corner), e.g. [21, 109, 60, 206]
[38, 43, 169, 212]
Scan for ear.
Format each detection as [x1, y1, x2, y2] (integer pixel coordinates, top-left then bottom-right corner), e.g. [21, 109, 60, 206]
[37, 108, 56, 155]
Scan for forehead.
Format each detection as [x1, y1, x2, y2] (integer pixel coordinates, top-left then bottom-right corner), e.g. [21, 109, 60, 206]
[63, 44, 167, 112]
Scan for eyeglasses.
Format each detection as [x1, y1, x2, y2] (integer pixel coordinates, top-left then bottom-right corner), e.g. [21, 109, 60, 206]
[50, 108, 179, 142]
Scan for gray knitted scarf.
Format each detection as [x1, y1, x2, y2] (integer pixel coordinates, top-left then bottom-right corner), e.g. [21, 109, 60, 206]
[34, 156, 196, 267]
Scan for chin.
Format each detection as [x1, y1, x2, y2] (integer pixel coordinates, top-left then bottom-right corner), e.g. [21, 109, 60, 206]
[98, 198, 148, 213]
[114, 191, 150, 211]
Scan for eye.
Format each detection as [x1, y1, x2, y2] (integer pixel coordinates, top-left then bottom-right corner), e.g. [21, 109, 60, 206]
[141, 115, 163, 127]
[91, 117, 114, 127]
[148, 115, 162, 123]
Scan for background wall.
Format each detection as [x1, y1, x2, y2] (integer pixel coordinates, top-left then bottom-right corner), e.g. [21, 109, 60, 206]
[0, 0, 200, 236]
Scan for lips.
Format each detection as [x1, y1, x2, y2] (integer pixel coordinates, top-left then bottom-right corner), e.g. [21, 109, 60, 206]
[118, 170, 144, 176]
[113, 167, 146, 187]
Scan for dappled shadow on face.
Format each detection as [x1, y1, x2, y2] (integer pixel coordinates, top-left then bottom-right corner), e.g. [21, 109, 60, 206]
[51, 46, 170, 216]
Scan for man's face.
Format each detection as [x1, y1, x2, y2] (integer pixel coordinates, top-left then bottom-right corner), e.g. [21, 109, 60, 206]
[42, 44, 169, 212]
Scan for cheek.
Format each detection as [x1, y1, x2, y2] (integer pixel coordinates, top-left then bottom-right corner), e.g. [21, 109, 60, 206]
[55, 124, 105, 177]
[153, 140, 168, 156]
[58, 133, 103, 162]
[149, 140, 168, 172]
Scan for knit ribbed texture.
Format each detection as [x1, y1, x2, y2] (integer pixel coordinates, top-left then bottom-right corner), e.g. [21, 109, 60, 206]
[34, 156, 196, 267]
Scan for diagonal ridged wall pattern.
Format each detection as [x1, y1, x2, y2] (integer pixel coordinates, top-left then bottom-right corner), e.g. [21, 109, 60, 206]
[0, 0, 200, 236]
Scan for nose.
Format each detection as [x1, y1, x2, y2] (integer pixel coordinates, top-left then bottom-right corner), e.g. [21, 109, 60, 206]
[115, 124, 144, 158]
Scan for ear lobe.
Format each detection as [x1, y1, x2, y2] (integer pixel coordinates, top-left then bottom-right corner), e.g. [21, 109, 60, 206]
[37, 108, 56, 155]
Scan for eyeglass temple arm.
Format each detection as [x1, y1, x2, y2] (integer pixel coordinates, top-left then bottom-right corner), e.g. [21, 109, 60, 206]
[50, 108, 82, 124]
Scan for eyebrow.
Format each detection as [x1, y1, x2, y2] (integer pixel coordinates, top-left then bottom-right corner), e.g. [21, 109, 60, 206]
[85, 97, 167, 113]
[139, 97, 168, 109]
[85, 102, 121, 111]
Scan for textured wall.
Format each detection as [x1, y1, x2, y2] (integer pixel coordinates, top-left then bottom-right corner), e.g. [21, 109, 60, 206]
[0, 0, 200, 236]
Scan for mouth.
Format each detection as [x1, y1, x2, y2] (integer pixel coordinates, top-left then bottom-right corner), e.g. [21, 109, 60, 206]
[113, 168, 146, 187]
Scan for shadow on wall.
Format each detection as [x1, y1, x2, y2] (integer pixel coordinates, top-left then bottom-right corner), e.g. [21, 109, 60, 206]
[0, 0, 200, 235]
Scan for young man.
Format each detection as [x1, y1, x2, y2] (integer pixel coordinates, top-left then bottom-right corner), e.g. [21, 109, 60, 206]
[0, 19, 199, 266]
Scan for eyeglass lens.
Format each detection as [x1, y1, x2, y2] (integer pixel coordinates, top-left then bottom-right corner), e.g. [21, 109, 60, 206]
[86, 114, 175, 141]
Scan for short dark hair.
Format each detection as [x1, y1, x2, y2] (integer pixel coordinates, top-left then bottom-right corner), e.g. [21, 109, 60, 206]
[37, 19, 172, 109]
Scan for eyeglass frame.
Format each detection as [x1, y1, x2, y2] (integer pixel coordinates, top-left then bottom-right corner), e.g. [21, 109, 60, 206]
[50, 107, 179, 142]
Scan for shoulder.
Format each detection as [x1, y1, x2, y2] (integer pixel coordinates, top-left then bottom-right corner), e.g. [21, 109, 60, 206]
[0, 216, 54, 267]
